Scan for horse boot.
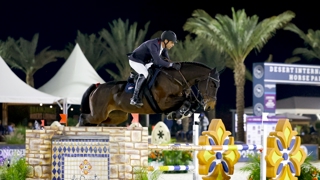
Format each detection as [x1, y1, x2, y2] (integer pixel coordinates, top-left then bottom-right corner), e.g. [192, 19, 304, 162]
[130, 74, 146, 107]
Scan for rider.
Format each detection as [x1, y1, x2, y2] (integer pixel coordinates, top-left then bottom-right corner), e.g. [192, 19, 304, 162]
[128, 30, 181, 107]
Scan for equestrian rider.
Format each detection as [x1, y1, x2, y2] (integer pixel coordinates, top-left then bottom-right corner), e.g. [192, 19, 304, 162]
[128, 30, 181, 107]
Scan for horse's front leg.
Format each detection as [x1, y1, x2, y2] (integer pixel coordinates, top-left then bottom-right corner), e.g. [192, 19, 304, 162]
[167, 100, 195, 120]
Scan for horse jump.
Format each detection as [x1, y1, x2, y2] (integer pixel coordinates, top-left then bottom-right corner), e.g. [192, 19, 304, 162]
[148, 119, 307, 180]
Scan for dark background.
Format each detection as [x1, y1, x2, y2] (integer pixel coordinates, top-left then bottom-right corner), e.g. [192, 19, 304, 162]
[1, 0, 320, 127]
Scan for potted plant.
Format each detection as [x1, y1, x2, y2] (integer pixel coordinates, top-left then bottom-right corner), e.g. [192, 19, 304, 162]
[0, 155, 30, 180]
[162, 150, 193, 173]
[133, 166, 162, 180]
[240, 154, 319, 180]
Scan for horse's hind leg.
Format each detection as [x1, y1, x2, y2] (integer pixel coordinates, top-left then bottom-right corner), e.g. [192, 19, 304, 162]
[100, 110, 129, 126]
[77, 113, 97, 127]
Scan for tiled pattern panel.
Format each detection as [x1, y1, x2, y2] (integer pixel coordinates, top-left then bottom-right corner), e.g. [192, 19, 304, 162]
[52, 138, 109, 180]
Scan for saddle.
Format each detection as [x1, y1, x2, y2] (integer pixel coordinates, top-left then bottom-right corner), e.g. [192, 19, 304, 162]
[125, 65, 161, 94]
[125, 65, 163, 113]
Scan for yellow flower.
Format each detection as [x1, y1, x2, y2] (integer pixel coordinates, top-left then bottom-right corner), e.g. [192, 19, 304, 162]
[197, 119, 240, 180]
[265, 119, 307, 180]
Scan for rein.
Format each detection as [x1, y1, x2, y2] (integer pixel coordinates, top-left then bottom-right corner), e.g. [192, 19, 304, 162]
[160, 65, 220, 106]
[177, 70, 203, 105]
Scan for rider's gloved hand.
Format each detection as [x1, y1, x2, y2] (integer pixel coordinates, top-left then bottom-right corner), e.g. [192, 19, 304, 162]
[163, 58, 172, 63]
[170, 63, 181, 70]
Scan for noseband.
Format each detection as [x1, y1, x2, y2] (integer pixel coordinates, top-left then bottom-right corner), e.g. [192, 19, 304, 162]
[178, 71, 220, 106]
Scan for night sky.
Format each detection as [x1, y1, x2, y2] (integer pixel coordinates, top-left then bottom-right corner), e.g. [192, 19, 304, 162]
[1, 0, 320, 120]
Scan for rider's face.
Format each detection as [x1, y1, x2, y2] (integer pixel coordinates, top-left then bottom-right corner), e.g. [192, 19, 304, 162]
[164, 40, 175, 50]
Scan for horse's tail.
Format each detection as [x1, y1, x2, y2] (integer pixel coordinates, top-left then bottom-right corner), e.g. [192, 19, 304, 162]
[80, 83, 100, 114]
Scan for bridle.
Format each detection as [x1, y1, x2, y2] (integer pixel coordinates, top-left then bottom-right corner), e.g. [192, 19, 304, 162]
[177, 70, 220, 106]
[160, 64, 220, 106]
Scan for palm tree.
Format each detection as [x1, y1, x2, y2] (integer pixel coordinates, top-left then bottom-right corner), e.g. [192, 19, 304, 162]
[183, 8, 295, 141]
[169, 35, 204, 62]
[67, 30, 108, 70]
[284, 23, 320, 61]
[150, 30, 163, 39]
[99, 18, 150, 81]
[1, 33, 68, 87]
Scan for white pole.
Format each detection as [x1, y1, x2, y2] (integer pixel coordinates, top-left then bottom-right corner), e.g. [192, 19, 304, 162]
[260, 113, 267, 180]
[193, 118, 200, 180]
[63, 98, 67, 115]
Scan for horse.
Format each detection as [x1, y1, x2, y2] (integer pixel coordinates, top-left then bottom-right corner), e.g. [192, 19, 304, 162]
[78, 62, 220, 126]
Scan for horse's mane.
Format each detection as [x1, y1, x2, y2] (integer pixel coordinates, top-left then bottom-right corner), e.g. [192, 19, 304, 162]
[181, 61, 212, 70]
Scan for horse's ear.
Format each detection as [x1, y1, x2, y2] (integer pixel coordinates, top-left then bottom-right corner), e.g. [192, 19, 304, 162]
[210, 67, 217, 74]
[218, 67, 226, 74]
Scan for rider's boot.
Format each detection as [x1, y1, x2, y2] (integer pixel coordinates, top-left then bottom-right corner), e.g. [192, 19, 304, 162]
[130, 74, 146, 107]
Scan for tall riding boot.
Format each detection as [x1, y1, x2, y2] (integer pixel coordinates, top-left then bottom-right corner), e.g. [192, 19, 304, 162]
[130, 74, 146, 107]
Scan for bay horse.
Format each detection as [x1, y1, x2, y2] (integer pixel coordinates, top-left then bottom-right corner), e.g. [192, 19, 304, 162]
[78, 62, 220, 126]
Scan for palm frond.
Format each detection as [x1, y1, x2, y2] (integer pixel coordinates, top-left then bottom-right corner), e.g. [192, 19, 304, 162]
[248, 10, 295, 56]
[150, 30, 162, 39]
[284, 23, 308, 42]
[67, 30, 108, 70]
[284, 56, 301, 63]
[292, 47, 319, 60]
[197, 42, 228, 71]
[183, 9, 233, 58]
[99, 18, 150, 80]
[1, 33, 67, 86]
[169, 35, 204, 62]
[284, 24, 320, 61]
[184, 8, 295, 62]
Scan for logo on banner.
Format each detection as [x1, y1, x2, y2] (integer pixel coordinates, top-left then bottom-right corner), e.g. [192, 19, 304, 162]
[254, 65, 264, 79]
[254, 84, 264, 98]
[254, 103, 264, 116]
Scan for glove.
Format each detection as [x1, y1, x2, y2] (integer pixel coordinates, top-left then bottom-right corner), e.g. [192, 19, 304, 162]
[163, 57, 172, 62]
[170, 63, 181, 70]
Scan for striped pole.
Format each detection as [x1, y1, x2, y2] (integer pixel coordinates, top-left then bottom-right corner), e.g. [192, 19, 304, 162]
[148, 144, 263, 151]
[153, 165, 195, 171]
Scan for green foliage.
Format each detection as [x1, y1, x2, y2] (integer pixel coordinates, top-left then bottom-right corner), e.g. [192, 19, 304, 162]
[5, 125, 26, 144]
[284, 23, 320, 61]
[183, 8, 295, 142]
[169, 35, 203, 62]
[240, 154, 265, 180]
[163, 150, 192, 166]
[133, 166, 162, 180]
[0, 33, 68, 87]
[67, 118, 78, 126]
[240, 154, 319, 180]
[183, 8, 295, 61]
[168, 35, 227, 72]
[67, 30, 108, 70]
[0, 158, 30, 180]
[299, 156, 319, 180]
[99, 18, 150, 80]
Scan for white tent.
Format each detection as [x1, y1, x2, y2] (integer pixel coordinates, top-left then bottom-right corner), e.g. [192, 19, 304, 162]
[0, 56, 61, 104]
[38, 43, 105, 109]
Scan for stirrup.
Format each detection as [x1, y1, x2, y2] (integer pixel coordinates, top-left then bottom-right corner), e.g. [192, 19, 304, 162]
[130, 98, 143, 107]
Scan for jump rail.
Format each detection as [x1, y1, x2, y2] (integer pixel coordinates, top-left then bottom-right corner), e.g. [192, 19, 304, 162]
[148, 119, 307, 180]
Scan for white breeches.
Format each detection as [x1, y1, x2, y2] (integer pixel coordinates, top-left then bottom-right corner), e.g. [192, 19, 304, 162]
[129, 60, 153, 78]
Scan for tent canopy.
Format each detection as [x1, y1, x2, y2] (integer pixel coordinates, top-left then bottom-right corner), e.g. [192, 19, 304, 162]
[0, 56, 61, 104]
[38, 44, 106, 104]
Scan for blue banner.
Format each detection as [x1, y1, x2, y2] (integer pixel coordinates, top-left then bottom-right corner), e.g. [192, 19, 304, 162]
[264, 63, 320, 85]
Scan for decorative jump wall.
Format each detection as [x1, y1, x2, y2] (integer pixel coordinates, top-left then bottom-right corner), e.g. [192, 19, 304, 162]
[25, 119, 307, 180]
[25, 126, 148, 180]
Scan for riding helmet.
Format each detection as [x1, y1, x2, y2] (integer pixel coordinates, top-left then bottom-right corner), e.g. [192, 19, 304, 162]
[161, 30, 177, 43]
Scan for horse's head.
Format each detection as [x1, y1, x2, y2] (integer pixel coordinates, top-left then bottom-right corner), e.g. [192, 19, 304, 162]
[195, 67, 220, 111]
